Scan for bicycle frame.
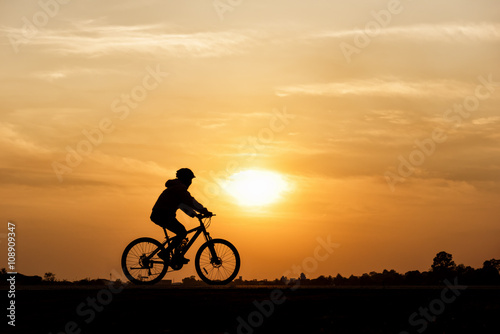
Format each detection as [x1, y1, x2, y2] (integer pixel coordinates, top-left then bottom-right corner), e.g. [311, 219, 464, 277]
[149, 216, 214, 262]
[123, 212, 239, 285]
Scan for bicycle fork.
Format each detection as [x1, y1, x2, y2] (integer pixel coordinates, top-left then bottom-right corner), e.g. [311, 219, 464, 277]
[206, 234, 221, 267]
[198, 231, 217, 275]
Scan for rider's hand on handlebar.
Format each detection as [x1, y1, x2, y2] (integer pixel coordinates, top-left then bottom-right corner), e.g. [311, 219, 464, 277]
[203, 210, 214, 218]
[196, 210, 214, 219]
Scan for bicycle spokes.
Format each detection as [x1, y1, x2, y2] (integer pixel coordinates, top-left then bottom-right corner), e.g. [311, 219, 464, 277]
[196, 240, 239, 284]
[122, 237, 169, 284]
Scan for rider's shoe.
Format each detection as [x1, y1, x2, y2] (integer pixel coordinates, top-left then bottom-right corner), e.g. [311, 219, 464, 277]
[180, 257, 190, 264]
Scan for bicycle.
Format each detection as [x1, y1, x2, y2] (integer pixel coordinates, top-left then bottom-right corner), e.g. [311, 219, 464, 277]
[121, 213, 240, 285]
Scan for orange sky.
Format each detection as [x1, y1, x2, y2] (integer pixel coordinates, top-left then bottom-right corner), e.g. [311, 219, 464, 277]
[1, 0, 499, 282]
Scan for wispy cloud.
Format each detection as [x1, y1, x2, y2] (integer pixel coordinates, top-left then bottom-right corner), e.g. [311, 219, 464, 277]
[89, 152, 171, 177]
[368, 110, 413, 125]
[1, 23, 258, 58]
[472, 116, 500, 125]
[32, 68, 125, 81]
[0, 122, 51, 155]
[275, 78, 473, 98]
[308, 22, 500, 42]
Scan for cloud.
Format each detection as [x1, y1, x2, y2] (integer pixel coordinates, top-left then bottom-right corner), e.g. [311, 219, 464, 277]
[472, 116, 500, 125]
[32, 68, 125, 81]
[0, 122, 51, 155]
[90, 153, 171, 177]
[308, 22, 500, 43]
[275, 78, 473, 98]
[367, 110, 413, 125]
[1, 22, 259, 58]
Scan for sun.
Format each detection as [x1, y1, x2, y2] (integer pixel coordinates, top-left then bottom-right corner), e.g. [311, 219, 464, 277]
[224, 170, 289, 207]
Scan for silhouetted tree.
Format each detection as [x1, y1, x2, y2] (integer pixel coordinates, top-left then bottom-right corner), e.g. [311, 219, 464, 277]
[483, 259, 500, 271]
[404, 270, 422, 285]
[311, 275, 331, 285]
[382, 269, 403, 285]
[453, 264, 475, 284]
[431, 251, 456, 272]
[182, 275, 199, 285]
[43, 272, 56, 282]
[347, 274, 359, 285]
[430, 251, 457, 283]
[360, 273, 372, 285]
[479, 259, 500, 285]
[271, 278, 284, 285]
[333, 273, 346, 286]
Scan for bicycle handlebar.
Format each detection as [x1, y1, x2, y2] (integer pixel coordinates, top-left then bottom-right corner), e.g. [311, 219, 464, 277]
[195, 213, 215, 219]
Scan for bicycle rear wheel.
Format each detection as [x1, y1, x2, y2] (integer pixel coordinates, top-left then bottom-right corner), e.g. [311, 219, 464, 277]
[121, 237, 168, 285]
[195, 239, 240, 285]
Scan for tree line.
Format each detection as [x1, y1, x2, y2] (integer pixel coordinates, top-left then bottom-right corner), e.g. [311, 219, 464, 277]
[232, 251, 500, 287]
[1, 251, 499, 286]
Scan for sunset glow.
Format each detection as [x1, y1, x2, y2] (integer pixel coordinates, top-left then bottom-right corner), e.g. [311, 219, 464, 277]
[224, 170, 289, 207]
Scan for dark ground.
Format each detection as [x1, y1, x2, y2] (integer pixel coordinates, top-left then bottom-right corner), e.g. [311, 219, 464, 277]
[4, 285, 500, 334]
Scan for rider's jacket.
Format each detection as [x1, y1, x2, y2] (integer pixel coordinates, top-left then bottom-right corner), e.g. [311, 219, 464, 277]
[151, 179, 206, 218]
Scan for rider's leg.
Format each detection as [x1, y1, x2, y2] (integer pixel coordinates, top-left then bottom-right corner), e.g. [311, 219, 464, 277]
[164, 217, 187, 258]
[151, 211, 186, 261]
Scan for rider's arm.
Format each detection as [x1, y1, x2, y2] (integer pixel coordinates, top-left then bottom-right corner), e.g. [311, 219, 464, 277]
[192, 198, 209, 214]
[179, 203, 197, 218]
[179, 189, 210, 216]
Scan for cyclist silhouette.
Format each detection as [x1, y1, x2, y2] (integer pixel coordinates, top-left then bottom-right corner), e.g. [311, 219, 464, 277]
[150, 168, 212, 264]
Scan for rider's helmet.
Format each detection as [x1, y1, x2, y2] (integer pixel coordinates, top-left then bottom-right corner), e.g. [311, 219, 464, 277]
[176, 168, 195, 180]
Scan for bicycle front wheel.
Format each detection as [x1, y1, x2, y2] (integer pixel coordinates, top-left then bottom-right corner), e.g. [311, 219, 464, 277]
[195, 239, 240, 285]
[121, 237, 168, 285]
